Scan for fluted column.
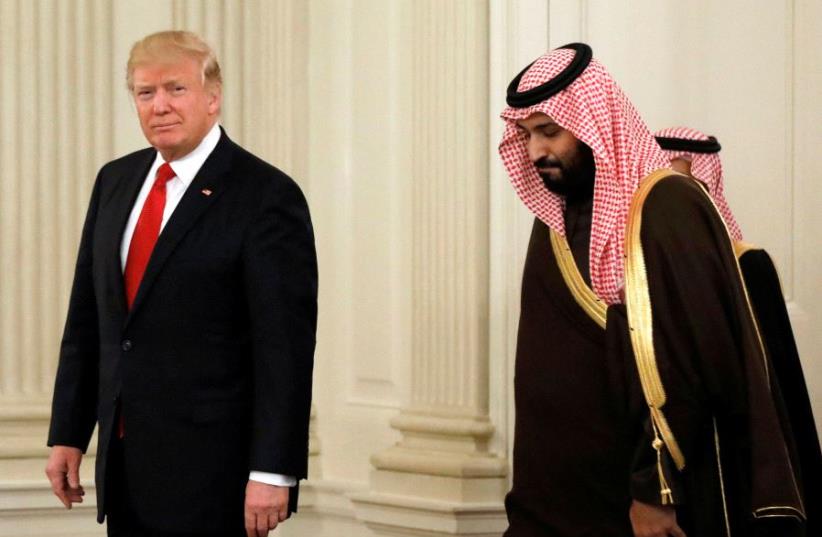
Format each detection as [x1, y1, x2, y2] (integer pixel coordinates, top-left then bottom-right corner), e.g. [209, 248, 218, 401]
[0, 4, 113, 535]
[351, 2, 507, 535]
[171, 0, 309, 183]
[170, 0, 319, 474]
[0, 0, 113, 458]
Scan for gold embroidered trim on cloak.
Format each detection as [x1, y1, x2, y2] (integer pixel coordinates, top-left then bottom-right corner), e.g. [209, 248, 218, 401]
[627, 170, 805, 516]
[549, 229, 607, 329]
[732, 237, 801, 517]
[650, 417, 674, 505]
[624, 168, 687, 473]
[732, 240, 758, 259]
[713, 418, 732, 537]
[728, 251, 806, 520]
[753, 506, 806, 521]
[701, 185, 806, 520]
[735, 244, 789, 301]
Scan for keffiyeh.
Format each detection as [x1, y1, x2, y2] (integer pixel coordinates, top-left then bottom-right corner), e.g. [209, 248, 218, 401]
[655, 127, 743, 241]
[500, 45, 670, 305]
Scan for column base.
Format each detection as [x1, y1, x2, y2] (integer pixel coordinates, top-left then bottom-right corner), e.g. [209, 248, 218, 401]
[350, 412, 509, 536]
[0, 454, 102, 537]
[351, 483, 507, 537]
[0, 403, 52, 459]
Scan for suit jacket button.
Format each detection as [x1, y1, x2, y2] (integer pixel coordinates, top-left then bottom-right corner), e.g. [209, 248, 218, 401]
[121, 340, 133, 351]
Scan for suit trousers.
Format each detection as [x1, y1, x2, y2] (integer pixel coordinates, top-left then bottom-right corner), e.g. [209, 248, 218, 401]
[105, 436, 246, 537]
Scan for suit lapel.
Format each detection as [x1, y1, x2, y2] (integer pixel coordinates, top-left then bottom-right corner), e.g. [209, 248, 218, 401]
[102, 150, 156, 320]
[125, 133, 235, 327]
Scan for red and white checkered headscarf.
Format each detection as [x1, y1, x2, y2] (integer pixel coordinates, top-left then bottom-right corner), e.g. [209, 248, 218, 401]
[500, 48, 670, 305]
[654, 127, 743, 241]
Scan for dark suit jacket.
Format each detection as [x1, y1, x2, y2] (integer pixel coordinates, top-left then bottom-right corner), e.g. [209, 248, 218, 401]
[47, 129, 317, 533]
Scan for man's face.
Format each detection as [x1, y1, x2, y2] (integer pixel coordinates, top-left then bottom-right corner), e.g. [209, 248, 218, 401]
[132, 57, 221, 162]
[516, 112, 595, 200]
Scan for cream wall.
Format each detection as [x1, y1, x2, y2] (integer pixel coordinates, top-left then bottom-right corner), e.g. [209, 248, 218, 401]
[1, 1, 820, 536]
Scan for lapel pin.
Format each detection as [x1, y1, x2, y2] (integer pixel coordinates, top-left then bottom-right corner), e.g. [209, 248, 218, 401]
[201, 189, 213, 196]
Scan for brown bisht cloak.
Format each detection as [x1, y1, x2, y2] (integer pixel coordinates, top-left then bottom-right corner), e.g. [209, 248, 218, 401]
[504, 217, 636, 537]
[734, 244, 822, 535]
[505, 171, 807, 537]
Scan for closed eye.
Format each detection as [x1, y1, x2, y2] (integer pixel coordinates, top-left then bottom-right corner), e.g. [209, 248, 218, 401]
[539, 125, 561, 137]
[515, 125, 531, 140]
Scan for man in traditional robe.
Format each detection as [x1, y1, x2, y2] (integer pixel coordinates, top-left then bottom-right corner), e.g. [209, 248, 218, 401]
[499, 43, 807, 537]
[655, 127, 822, 535]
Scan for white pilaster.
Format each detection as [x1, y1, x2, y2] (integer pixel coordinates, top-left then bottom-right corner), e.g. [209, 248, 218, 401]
[350, 2, 508, 535]
[171, 0, 309, 184]
[0, 2, 113, 534]
[0, 0, 113, 453]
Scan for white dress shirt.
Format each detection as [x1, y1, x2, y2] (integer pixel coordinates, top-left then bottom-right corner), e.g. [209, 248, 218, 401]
[120, 122, 296, 488]
[120, 123, 221, 269]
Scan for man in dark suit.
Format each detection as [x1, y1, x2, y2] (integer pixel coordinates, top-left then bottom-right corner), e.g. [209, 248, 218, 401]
[44, 31, 317, 537]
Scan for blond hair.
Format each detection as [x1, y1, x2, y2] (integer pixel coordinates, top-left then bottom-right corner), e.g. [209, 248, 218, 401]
[126, 30, 222, 91]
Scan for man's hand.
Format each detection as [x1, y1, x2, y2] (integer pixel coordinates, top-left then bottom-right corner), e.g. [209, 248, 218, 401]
[45, 446, 85, 509]
[629, 500, 686, 537]
[245, 480, 289, 537]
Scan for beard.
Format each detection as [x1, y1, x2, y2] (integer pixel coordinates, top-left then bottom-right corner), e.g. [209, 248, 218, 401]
[536, 141, 596, 202]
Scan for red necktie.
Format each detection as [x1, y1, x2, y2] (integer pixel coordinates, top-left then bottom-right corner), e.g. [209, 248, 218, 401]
[119, 163, 175, 439]
[123, 162, 176, 309]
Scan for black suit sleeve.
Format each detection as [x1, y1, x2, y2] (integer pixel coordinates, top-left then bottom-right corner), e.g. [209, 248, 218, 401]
[47, 172, 103, 452]
[242, 176, 317, 479]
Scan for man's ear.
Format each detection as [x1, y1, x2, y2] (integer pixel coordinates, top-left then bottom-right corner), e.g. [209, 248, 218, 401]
[207, 82, 222, 115]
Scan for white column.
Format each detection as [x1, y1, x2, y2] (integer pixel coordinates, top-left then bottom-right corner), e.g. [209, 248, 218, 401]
[351, 2, 508, 535]
[170, 0, 319, 472]
[487, 0, 552, 468]
[0, 0, 113, 453]
[0, 1, 113, 535]
[171, 0, 309, 184]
